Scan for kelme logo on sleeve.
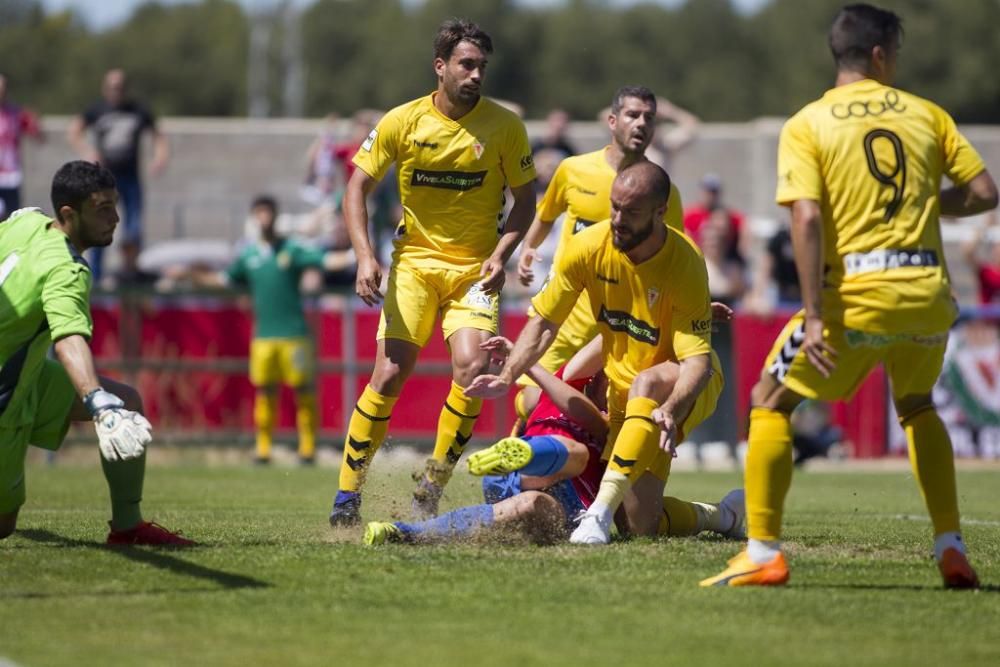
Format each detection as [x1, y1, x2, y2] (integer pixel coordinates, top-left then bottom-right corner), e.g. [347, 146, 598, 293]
[411, 169, 488, 191]
[598, 305, 659, 345]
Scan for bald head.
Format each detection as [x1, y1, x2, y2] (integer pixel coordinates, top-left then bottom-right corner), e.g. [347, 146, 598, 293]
[609, 161, 671, 254]
[614, 161, 671, 208]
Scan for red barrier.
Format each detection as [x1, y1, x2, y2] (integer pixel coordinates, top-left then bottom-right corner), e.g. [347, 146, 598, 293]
[89, 299, 887, 455]
[731, 311, 887, 458]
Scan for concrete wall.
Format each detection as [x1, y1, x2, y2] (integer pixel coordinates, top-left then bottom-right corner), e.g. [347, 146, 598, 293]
[19, 116, 1000, 294]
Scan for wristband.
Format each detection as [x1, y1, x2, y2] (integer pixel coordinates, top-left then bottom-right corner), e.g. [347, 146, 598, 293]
[83, 387, 125, 417]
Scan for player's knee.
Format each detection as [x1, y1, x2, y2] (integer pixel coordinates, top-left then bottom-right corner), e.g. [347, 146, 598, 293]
[452, 355, 491, 386]
[561, 441, 589, 478]
[370, 359, 408, 395]
[629, 367, 676, 402]
[750, 374, 800, 413]
[118, 384, 144, 414]
[895, 393, 935, 424]
[516, 491, 564, 542]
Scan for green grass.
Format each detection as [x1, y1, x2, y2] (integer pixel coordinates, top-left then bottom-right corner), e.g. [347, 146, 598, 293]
[2, 458, 1000, 667]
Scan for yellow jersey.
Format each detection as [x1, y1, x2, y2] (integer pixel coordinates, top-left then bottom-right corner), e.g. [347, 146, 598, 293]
[537, 147, 684, 266]
[353, 93, 536, 269]
[532, 221, 714, 393]
[777, 78, 986, 334]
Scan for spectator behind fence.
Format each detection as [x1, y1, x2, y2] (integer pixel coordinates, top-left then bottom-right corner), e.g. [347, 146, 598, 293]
[745, 216, 801, 316]
[301, 113, 342, 207]
[531, 108, 577, 161]
[683, 172, 745, 263]
[68, 68, 169, 282]
[962, 210, 1000, 305]
[702, 208, 746, 306]
[0, 74, 43, 221]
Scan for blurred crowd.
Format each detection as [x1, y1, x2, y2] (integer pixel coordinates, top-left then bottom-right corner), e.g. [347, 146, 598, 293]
[4, 67, 999, 315]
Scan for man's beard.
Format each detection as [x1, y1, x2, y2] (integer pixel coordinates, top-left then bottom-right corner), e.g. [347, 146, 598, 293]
[612, 221, 654, 252]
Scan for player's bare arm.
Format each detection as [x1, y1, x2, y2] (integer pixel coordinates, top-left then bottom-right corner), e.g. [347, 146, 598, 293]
[652, 353, 712, 455]
[940, 170, 999, 218]
[466, 315, 559, 398]
[789, 198, 836, 378]
[343, 167, 383, 305]
[527, 363, 608, 443]
[517, 214, 555, 286]
[53, 334, 102, 398]
[481, 181, 536, 294]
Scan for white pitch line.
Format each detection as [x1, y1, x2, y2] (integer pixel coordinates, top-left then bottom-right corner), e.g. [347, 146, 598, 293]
[885, 514, 1000, 527]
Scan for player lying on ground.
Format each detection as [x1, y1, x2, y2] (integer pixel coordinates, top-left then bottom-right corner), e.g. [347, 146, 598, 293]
[364, 336, 744, 545]
[468, 162, 726, 547]
[0, 161, 193, 545]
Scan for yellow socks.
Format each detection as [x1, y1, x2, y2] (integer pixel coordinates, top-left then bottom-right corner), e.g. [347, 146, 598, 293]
[660, 496, 702, 536]
[339, 385, 398, 492]
[254, 391, 277, 460]
[744, 407, 794, 542]
[296, 391, 317, 460]
[903, 407, 960, 535]
[427, 381, 482, 486]
[595, 397, 660, 511]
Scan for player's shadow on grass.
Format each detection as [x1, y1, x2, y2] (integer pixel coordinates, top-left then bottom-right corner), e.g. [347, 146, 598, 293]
[14, 529, 270, 592]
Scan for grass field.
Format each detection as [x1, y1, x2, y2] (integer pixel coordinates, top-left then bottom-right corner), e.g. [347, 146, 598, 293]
[2, 454, 999, 667]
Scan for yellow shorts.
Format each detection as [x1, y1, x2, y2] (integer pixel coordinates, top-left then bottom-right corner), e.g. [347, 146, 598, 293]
[250, 337, 315, 389]
[378, 257, 499, 346]
[764, 310, 948, 402]
[518, 295, 599, 388]
[605, 351, 724, 481]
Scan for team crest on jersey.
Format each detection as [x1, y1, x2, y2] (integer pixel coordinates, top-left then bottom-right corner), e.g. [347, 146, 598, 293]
[646, 287, 660, 308]
[472, 140, 485, 160]
[277, 251, 291, 269]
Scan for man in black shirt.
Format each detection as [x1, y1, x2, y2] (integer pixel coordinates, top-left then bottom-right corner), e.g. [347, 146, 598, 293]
[69, 69, 169, 281]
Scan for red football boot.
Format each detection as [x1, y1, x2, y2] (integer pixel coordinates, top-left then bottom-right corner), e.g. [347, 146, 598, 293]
[106, 521, 197, 547]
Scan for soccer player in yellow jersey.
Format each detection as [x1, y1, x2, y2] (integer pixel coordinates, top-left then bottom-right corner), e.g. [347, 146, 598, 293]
[469, 161, 724, 544]
[331, 19, 537, 525]
[512, 86, 685, 421]
[702, 3, 998, 589]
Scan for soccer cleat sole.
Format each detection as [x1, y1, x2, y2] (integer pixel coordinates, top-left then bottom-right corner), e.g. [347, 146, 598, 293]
[700, 551, 790, 587]
[364, 521, 402, 546]
[467, 437, 533, 476]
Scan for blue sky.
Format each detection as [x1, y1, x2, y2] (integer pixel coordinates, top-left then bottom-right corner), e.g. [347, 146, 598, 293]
[40, 0, 771, 30]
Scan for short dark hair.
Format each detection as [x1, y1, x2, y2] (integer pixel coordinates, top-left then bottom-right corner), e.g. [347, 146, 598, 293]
[251, 194, 278, 214]
[616, 161, 672, 207]
[434, 18, 493, 61]
[50, 161, 116, 222]
[829, 3, 903, 71]
[611, 86, 657, 116]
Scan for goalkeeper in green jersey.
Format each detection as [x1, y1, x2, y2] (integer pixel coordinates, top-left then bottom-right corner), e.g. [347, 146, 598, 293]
[0, 161, 193, 545]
